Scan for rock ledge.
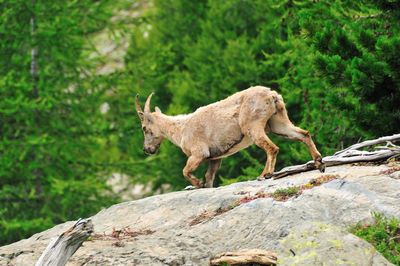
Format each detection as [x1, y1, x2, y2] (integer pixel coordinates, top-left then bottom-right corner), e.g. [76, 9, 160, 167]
[1, 164, 399, 265]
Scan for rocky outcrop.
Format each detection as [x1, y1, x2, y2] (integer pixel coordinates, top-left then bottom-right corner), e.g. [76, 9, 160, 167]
[1, 164, 399, 265]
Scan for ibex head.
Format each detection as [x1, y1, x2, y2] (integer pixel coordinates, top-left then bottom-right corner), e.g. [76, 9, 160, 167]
[135, 93, 163, 154]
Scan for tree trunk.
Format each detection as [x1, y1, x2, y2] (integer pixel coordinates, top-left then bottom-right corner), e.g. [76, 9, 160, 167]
[35, 219, 93, 266]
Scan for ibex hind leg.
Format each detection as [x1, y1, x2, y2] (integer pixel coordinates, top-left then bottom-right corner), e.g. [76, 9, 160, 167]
[239, 96, 279, 179]
[204, 159, 222, 188]
[268, 114, 325, 172]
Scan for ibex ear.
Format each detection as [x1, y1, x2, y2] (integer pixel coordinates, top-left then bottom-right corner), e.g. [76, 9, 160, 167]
[155, 106, 162, 113]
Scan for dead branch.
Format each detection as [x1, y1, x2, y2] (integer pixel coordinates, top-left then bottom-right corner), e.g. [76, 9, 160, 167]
[273, 134, 400, 180]
[210, 249, 277, 265]
[35, 218, 93, 266]
[334, 134, 400, 155]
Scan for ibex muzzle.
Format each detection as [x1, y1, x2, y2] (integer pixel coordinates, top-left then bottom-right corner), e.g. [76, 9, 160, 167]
[135, 93, 163, 155]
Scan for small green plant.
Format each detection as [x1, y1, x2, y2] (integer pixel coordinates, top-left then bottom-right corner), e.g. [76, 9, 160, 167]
[351, 213, 400, 265]
[270, 187, 301, 201]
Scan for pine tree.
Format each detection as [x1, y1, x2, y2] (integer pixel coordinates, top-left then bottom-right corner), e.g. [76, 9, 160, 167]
[308, 0, 400, 138]
[0, 0, 120, 244]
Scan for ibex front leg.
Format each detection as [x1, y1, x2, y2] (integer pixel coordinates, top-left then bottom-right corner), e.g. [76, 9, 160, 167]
[249, 126, 280, 180]
[183, 155, 204, 188]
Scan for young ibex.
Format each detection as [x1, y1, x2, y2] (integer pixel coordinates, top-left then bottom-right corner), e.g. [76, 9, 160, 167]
[135, 86, 325, 188]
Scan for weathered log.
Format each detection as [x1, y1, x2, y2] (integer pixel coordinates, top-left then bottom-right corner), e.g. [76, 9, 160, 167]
[210, 249, 277, 265]
[323, 149, 397, 165]
[35, 218, 93, 266]
[334, 133, 400, 155]
[272, 134, 400, 180]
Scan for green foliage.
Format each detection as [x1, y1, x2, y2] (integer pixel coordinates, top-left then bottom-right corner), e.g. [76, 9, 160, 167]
[351, 213, 400, 264]
[308, 0, 400, 137]
[0, 218, 53, 245]
[0, 0, 123, 245]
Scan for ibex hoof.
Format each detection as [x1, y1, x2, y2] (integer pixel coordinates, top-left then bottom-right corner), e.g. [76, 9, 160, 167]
[315, 159, 326, 173]
[318, 163, 326, 173]
[257, 174, 273, 181]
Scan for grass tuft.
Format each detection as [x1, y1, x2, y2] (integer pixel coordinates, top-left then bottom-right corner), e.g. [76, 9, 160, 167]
[351, 212, 400, 264]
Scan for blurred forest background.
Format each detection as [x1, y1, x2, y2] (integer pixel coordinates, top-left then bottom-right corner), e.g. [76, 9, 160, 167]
[1, 0, 399, 245]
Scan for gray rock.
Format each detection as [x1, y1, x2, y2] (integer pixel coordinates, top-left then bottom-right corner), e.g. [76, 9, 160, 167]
[1, 164, 399, 265]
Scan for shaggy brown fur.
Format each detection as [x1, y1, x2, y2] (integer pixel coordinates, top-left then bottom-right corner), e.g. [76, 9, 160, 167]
[135, 86, 324, 188]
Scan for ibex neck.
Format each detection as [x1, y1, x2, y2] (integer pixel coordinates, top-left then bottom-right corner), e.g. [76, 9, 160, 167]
[153, 113, 190, 147]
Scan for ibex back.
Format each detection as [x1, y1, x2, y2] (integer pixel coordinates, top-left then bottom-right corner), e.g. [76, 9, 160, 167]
[135, 86, 325, 188]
